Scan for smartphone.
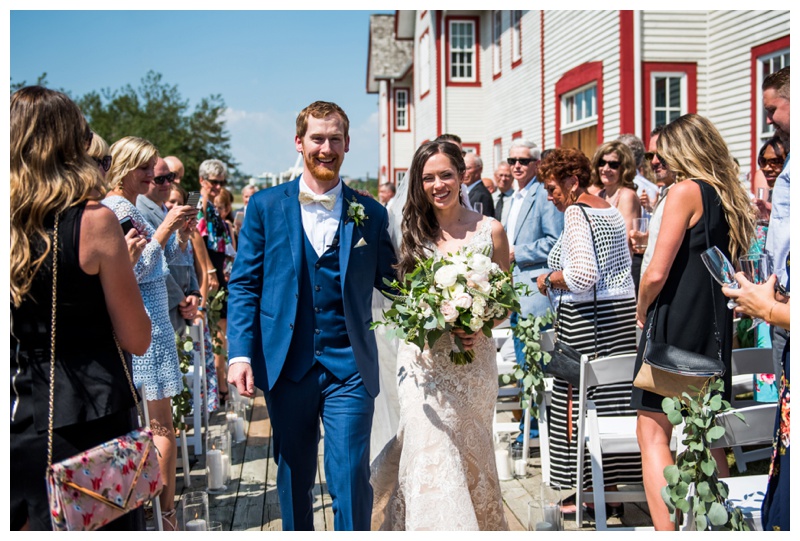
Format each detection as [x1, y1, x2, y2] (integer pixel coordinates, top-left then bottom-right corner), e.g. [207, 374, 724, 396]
[186, 191, 202, 209]
[119, 216, 135, 235]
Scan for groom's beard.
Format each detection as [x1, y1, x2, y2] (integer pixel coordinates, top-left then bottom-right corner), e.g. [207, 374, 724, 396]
[304, 151, 342, 182]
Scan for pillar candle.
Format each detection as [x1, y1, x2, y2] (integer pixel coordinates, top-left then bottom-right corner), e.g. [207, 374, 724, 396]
[495, 449, 511, 480]
[207, 449, 225, 490]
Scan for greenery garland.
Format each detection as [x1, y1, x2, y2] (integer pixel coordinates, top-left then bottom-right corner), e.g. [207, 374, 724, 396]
[172, 332, 196, 430]
[506, 310, 554, 419]
[660, 378, 749, 531]
[207, 288, 228, 358]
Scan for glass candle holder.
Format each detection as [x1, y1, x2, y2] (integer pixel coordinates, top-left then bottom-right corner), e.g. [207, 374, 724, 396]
[206, 436, 228, 493]
[181, 491, 209, 531]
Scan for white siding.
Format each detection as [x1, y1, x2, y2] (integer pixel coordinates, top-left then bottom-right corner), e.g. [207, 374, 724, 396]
[393, 71, 416, 169]
[543, 10, 621, 149]
[414, 10, 438, 145]
[378, 81, 389, 183]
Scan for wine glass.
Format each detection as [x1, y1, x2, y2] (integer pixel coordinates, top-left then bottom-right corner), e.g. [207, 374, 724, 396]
[473, 202, 483, 215]
[700, 246, 738, 310]
[738, 253, 771, 330]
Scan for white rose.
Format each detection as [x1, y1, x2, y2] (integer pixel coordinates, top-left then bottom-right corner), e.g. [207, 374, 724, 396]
[420, 301, 433, 318]
[468, 316, 485, 333]
[434, 265, 459, 288]
[449, 283, 465, 297]
[440, 300, 459, 323]
[453, 292, 473, 309]
[472, 296, 487, 317]
[469, 253, 492, 274]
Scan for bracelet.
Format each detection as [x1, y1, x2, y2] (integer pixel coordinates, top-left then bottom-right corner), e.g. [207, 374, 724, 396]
[197, 307, 205, 313]
[767, 301, 779, 325]
[207, 269, 217, 274]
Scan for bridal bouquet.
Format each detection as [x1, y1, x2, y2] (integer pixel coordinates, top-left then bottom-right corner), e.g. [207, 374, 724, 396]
[372, 247, 520, 365]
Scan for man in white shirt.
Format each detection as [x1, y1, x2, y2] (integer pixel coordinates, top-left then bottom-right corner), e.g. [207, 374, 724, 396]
[637, 126, 676, 276]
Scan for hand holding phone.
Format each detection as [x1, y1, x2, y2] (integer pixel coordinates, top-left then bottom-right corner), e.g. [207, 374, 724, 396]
[119, 216, 135, 235]
[186, 192, 202, 209]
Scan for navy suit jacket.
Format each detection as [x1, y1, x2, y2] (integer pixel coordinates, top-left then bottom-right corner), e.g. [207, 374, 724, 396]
[226, 178, 397, 397]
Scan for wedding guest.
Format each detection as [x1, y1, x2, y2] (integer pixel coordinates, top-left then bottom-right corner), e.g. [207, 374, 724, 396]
[87, 131, 112, 186]
[196, 159, 234, 403]
[536, 148, 641, 519]
[632, 114, 753, 530]
[10, 86, 150, 531]
[590, 141, 643, 293]
[164, 155, 185, 184]
[753, 136, 788, 243]
[103, 136, 197, 530]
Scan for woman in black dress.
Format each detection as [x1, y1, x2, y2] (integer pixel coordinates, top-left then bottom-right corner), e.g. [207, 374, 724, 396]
[632, 114, 754, 530]
[10, 87, 151, 530]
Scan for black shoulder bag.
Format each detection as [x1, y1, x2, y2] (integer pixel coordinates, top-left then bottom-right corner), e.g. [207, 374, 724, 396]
[544, 204, 598, 388]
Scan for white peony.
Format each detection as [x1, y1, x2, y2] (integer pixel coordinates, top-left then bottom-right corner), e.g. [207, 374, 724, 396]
[440, 300, 459, 323]
[468, 316, 485, 333]
[434, 265, 459, 288]
[420, 301, 433, 318]
[453, 292, 473, 309]
[471, 295, 487, 317]
[469, 253, 492, 274]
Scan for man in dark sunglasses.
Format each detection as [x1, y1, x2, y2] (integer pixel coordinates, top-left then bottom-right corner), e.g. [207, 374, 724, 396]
[504, 138, 564, 457]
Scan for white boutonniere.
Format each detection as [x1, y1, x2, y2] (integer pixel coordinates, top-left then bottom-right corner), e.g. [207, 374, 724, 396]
[347, 197, 368, 227]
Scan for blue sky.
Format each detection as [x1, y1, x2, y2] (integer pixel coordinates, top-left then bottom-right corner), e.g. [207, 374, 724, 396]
[9, 9, 393, 180]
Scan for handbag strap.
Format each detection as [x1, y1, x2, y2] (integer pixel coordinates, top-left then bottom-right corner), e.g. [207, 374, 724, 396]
[645, 180, 722, 361]
[46, 211, 145, 468]
[555, 203, 598, 360]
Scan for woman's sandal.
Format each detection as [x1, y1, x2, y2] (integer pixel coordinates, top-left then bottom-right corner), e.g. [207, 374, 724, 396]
[161, 508, 178, 531]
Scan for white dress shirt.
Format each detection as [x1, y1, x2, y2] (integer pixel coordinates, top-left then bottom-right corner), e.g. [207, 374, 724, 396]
[505, 182, 531, 243]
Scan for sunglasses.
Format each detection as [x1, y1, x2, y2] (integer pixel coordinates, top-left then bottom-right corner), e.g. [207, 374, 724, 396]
[93, 155, 112, 172]
[204, 178, 227, 187]
[507, 157, 535, 166]
[598, 159, 621, 170]
[758, 157, 784, 169]
[153, 172, 177, 185]
[644, 152, 667, 169]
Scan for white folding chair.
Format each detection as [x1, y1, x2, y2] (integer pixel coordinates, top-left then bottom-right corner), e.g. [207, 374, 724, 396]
[138, 385, 163, 531]
[183, 322, 209, 456]
[729, 348, 776, 472]
[575, 353, 678, 530]
[676, 403, 774, 531]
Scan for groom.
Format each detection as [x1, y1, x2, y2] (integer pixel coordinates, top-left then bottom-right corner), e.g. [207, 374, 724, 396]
[226, 101, 396, 530]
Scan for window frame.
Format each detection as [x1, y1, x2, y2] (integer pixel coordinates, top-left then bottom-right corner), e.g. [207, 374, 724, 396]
[394, 87, 410, 132]
[642, 62, 697, 143]
[554, 61, 604, 148]
[493, 138, 503, 171]
[492, 10, 502, 80]
[561, 83, 598, 134]
[650, 72, 687, 129]
[446, 16, 481, 87]
[510, 10, 522, 68]
[419, 28, 431, 99]
[394, 169, 407, 185]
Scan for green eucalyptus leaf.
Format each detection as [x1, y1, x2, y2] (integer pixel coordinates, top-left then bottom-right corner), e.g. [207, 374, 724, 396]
[707, 425, 725, 442]
[664, 465, 681, 484]
[696, 481, 712, 502]
[700, 459, 716, 477]
[695, 513, 708, 531]
[667, 409, 684, 426]
[707, 502, 729, 526]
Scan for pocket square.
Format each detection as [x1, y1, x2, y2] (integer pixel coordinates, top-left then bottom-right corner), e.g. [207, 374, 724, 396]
[355, 237, 368, 248]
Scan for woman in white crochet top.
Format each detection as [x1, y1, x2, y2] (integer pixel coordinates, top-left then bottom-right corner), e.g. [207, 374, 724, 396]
[536, 148, 641, 521]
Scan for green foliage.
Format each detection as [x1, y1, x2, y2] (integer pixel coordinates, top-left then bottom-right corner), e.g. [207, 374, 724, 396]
[75, 71, 238, 191]
[508, 310, 554, 419]
[660, 378, 750, 531]
[207, 288, 228, 358]
[172, 332, 197, 430]
[10, 72, 52, 94]
[735, 318, 755, 348]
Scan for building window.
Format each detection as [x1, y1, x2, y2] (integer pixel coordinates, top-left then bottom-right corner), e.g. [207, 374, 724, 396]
[511, 10, 522, 67]
[493, 138, 503, 170]
[447, 18, 479, 84]
[395, 89, 409, 131]
[462, 143, 481, 156]
[652, 73, 686, 128]
[555, 61, 603, 158]
[492, 10, 502, 78]
[562, 84, 597, 131]
[395, 169, 407, 184]
[419, 30, 430, 98]
[757, 48, 790, 143]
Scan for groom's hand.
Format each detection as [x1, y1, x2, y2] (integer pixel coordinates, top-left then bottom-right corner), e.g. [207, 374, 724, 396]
[228, 362, 255, 398]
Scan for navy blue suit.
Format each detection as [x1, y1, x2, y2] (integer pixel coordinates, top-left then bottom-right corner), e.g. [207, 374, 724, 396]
[227, 178, 396, 530]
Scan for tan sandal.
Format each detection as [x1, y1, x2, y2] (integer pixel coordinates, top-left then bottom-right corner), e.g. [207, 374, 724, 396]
[161, 508, 178, 531]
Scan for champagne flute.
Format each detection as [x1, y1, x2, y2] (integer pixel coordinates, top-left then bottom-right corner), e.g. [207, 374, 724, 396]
[700, 246, 738, 310]
[738, 253, 770, 330]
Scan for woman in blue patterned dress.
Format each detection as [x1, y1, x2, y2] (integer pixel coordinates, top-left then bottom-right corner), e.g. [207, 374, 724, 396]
[103, 136, 197, 530]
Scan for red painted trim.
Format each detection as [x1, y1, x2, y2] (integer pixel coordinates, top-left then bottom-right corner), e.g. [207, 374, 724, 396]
[492, 10, 502, 80]
[493, 137, 502, 147]
[463, 143, 481, 156]
[393, 87, 411, 132]
[511, 131, 523, 142]
[386, 82, 392, 181]
[554, 61, 604, 147]
[641, 62, 697, 143]
[540, 10, 545, 148]
[419, 28, 431, 101]
[420, 10, 427, 20]
[435, 12, 443, 136]
[445, 15, 481, 87]
[511, 10, 523, 70]
[619, 10, 635, 134]
[750, 35, 790, 190]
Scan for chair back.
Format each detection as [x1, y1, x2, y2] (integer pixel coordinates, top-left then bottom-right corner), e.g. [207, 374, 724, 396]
[711, 403, 776, 449]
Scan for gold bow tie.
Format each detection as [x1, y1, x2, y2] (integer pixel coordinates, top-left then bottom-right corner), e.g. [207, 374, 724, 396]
[298, 191, 337, 210]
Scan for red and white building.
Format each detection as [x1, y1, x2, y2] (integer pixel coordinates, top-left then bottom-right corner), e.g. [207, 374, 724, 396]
[366, 10, 789, 192]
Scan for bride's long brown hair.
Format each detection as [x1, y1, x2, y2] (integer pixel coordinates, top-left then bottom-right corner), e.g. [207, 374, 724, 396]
[396, 141, 466, 279]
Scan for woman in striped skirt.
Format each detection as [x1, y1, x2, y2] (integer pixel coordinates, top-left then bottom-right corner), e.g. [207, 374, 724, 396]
[536, 148, 642, 518]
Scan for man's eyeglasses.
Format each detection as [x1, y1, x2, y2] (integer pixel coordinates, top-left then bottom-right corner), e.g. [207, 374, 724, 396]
[597, 159, 621, 170]
[758, 157, 785, 169]
[507, 157, 535, 166]
[204, 178, 227, 187]
[93, 155, 112, 172]
[153, 172, 177, 185]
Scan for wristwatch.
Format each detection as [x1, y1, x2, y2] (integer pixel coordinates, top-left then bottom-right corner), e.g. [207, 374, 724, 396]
[544, 271, 555, 289]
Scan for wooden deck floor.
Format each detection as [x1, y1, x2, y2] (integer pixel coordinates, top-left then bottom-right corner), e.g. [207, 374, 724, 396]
[171, 391, 654, 531]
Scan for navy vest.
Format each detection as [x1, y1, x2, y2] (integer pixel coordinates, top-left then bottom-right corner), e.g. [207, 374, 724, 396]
[283, 228, 356, 383]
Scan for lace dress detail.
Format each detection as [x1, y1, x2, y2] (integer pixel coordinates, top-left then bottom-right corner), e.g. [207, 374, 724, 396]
[371, 218, 508, 531]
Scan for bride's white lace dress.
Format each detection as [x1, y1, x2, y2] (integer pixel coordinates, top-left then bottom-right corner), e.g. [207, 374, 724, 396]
[370, 219, 508, 531]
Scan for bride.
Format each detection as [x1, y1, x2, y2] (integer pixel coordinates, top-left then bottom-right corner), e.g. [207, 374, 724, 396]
[370, 141, 511, 530]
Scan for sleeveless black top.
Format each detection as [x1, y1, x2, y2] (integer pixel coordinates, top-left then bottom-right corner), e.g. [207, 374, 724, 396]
[10, 202, 137, 431]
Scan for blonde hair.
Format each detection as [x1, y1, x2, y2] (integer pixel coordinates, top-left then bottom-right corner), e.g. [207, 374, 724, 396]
[657, 114, 754, 260]
[10, 86, 101, 307]
[106, 136, 159, 191]
[87, 131, 109, 160]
